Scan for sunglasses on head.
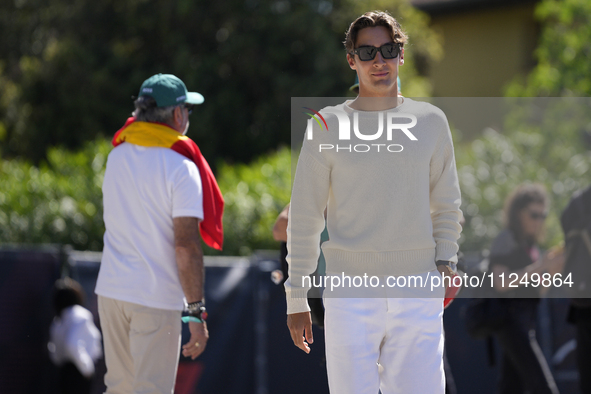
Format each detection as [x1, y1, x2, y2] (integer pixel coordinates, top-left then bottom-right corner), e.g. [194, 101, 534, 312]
[184, 104, 194, 115]
[527, 211, 547, 221]
[351, 43, 401, 61]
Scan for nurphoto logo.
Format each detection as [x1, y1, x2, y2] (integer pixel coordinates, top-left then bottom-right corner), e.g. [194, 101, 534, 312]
[302, 107, 329, 131]
[304, 107, 418, 153]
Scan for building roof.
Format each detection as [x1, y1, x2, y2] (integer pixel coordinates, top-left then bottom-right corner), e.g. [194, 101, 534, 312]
[411, 0, 536, 14]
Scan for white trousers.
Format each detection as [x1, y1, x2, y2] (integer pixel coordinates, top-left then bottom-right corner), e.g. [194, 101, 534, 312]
[323, 270, 445, 394]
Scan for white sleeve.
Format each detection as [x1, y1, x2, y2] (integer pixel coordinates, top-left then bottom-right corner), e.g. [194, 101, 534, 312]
[172, 160, 204, 220]
[285, 139, 331, 314]
[65, 321, 101, 378]
[429, 115, 462, 263]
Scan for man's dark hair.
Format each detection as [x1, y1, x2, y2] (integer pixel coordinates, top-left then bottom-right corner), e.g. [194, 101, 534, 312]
[344, 10, 408, 55]
[53, 277, 85, 316]
[133, 96, 178, 124]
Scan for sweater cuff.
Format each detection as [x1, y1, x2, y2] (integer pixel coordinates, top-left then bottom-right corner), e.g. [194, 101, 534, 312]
[285, 286, 311, 314]
[435, 241, 459, 263]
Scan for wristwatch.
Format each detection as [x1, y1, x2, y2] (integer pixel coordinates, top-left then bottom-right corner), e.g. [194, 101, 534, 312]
[186, 301, 208, 321]
[436, 260, 457, 276]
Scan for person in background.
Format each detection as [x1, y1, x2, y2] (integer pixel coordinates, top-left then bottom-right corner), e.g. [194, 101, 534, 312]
[48, 277, 102, 394]
[490, 183, 563, 394]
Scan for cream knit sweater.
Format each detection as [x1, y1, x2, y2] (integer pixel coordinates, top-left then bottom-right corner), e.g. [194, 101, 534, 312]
[285, 98, 462, 314]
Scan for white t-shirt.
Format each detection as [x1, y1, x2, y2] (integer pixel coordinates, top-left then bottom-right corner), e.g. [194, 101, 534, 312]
[96, 143, 203, 310]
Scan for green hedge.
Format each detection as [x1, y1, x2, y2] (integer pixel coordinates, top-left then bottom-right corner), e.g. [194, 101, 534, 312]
[0, 140, 291, 255]
[213, 147, 291, 256]
[0, 140, 110, 251]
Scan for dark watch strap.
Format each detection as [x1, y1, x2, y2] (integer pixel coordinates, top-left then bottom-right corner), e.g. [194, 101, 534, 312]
[187, 300, 205, 312]
[436, 260, 457, 274]
[186, 301, 208, 321]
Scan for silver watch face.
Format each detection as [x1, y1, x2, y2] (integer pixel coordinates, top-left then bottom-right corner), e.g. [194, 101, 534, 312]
[437, 261, 457, 274]
[186, 302, 203, 312]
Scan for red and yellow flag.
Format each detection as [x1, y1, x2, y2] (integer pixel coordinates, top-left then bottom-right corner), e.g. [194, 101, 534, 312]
[113, 117, 224, 250]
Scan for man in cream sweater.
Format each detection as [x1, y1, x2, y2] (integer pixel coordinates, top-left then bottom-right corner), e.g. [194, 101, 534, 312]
[286, 11, 462, 394]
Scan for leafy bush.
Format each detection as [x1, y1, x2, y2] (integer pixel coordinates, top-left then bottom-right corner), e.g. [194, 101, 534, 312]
[0, 141, 291, 255]
[214, 147, 291, 256]
[0, 140, 110, 251]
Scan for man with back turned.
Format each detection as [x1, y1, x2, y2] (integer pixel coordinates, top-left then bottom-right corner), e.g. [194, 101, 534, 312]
[96, 73, 224, 393]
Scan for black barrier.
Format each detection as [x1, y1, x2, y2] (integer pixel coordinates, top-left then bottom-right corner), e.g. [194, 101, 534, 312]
[0, 245, 62, 394]
[0, 246, 582, 393]
[70, 250, 330, 394]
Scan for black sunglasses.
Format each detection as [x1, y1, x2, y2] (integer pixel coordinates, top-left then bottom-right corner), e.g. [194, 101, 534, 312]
[527, 211, 547, 221]
[184, 104, 194, 115]
[351, 43, 401, 61]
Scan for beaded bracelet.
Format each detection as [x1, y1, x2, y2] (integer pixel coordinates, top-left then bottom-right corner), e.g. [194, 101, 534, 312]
[181, 316, 203, 323]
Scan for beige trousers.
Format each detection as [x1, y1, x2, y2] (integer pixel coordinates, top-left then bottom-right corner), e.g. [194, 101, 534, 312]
[98, 296, 182, 394]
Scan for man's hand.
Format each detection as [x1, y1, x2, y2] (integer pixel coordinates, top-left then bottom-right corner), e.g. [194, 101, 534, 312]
[287, 312, 313, 354]
[182, 321, 209, 360]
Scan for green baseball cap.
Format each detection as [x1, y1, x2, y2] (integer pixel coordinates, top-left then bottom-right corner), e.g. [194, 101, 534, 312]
[138, 73, 204, 107]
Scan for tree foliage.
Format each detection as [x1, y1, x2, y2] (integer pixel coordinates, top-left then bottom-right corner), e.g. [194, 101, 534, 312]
[214, 146, 292, 256]
[505, 0, 591, 96]
[465, 0, 591, 253]
[0, 0, 440, 165]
